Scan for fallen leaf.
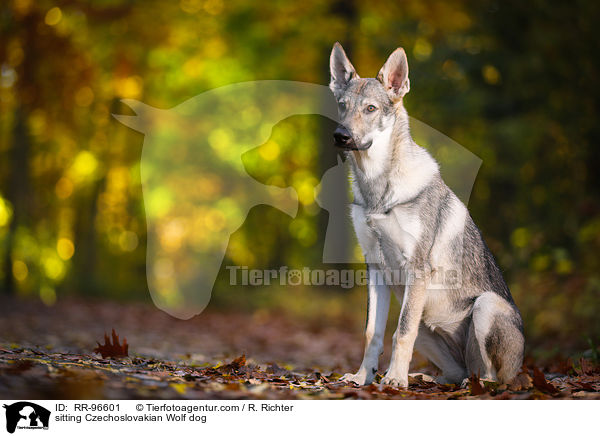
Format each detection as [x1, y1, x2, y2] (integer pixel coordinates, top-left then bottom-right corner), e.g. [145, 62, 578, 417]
[532, 366, 558, 394]
[549, 358, 576, 376]
[265, 363, 289, 377]
[469, 373, 488, 396]
[170, 383, 188, 394]
[4, 359, 34, 374]
[216, 355, 247, 374]
[508, 372, 533, 391]
[326, 372, 342, 381]
[93, 329, 128, 359]
[579, 358, 599, 375]
[573, 381, 595, 391]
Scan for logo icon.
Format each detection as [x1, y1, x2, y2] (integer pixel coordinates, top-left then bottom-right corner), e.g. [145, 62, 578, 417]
[3, 402, 50, 434]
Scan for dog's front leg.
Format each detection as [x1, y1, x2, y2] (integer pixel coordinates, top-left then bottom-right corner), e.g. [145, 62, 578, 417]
[381, 280, 427, 388]
[341, 267, 390, 385]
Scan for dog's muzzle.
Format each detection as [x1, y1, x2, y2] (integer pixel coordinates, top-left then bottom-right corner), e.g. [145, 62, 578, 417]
[333, 126, 372, 150]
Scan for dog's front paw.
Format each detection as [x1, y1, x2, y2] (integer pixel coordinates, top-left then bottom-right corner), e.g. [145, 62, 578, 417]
[460, 377, 470, 389]
[381, 374, 408, 388]
[340, 371, 371, 386]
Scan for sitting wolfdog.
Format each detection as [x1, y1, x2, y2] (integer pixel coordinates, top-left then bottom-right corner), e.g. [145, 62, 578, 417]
[329, 42, 524, 387]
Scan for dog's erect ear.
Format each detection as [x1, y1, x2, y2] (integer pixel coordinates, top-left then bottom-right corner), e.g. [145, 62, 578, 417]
[329, 42, 358, 94]
[377, 48, 410, 101]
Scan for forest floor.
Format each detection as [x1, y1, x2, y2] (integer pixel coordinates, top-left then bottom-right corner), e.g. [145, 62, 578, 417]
[1, 296, 599, 400]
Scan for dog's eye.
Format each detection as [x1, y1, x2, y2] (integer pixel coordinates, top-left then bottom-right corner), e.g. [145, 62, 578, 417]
[366, 105, 377, 112]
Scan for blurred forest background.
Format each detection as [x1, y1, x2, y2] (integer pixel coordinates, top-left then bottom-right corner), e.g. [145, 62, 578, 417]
[1, 0, 599, 361]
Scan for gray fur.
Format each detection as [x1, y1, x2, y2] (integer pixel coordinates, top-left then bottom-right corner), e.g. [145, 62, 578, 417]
[331, 42, 525, 387]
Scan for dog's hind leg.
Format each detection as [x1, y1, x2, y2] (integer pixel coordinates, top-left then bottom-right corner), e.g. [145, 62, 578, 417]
[414, 323, 467, 384]
[466, 292, 524, 384]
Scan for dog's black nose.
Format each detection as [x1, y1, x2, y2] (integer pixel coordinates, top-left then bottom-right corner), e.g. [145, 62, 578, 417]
[333, 127, 352, 146]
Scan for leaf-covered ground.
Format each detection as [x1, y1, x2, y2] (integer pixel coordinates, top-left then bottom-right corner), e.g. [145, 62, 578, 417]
[1, 296, 598, 400]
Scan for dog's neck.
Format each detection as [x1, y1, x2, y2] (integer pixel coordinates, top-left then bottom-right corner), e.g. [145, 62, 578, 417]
[348, 104, 439, 211]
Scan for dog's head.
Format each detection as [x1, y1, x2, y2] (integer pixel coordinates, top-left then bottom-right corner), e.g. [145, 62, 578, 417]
[329, 42, 410, 151]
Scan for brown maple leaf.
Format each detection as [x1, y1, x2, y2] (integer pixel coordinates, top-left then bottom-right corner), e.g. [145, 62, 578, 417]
[93, 329, 128, 359]
[468, 373, 488, 396]
[532, 366, 558, 394]
[217, 354, 247, 374]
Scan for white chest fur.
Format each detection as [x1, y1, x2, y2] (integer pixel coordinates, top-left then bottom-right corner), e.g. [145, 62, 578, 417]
[351, 203, 422, 270]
